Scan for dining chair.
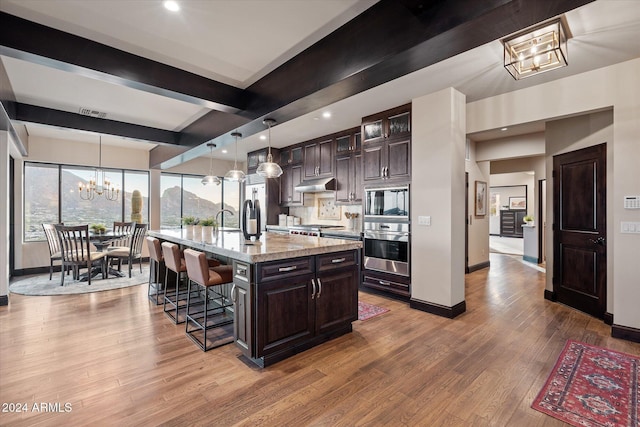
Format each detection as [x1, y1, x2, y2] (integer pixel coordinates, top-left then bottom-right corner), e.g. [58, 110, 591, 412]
[54, 224, 107, 286]
[109, 221, 136, 250]
[106, 223, 148, 278]
[42, 223, 65, 280]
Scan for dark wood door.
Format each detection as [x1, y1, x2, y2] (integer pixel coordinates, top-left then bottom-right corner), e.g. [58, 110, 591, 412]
[362, 142, 384, 181]
[256, 275, 314, 357]
[315, 268, 358, 335]
[553, 143, 607, 319]
[387, 139, 410, 180]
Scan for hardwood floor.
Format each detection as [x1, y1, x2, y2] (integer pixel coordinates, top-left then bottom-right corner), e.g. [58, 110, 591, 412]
[2, 253, 638, 426]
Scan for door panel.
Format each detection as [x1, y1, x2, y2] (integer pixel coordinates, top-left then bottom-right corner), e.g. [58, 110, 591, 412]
[553, 143, 606, 319]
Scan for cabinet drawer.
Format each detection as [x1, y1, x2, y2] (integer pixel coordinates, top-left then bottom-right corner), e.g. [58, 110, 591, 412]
[362, 273, 410, 297]
[316, 250, 358, 272]
[257, 257, 314, 283]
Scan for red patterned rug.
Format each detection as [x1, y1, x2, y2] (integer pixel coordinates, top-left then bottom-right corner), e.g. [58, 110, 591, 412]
[358, 301, 389, 321]
[532, 340, 639, 427]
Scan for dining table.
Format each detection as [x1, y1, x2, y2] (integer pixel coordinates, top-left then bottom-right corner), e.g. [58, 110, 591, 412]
[83, 230, 128, 280]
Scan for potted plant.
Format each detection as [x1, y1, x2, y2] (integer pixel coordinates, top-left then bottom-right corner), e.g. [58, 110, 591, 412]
[200, 217, 216, 243]
[90, 223, 107, 235]
[523, 215, 534, 225]
[182, 216, 197, 239]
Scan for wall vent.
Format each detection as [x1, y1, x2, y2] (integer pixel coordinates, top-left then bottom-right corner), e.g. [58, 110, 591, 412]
[78, 107, 107, 119]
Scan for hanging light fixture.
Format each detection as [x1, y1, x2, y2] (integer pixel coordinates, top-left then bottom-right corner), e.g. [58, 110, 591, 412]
[202, 142, 222, 185]
[78, 135, 120, 201]
[503, 18, 568, 80]
[256, 118, 283, 178]
[224, 131, 246, 182]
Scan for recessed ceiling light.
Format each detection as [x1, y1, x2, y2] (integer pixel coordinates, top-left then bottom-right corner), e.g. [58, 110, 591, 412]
[322, 111, 332, 119]
[164, 1, 180, 12]
[500, 127, 508, 131]
[221, 149, 228, 154]
[260, 135, 267, 141]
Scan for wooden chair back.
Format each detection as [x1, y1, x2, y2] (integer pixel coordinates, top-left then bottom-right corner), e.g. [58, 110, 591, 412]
[42, 223, 62, 257]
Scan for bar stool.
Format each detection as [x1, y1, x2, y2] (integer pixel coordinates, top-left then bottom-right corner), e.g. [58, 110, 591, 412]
[183, 249, 234, 351]
[161, 242, 189, 324]
[146, 237, 164, 305]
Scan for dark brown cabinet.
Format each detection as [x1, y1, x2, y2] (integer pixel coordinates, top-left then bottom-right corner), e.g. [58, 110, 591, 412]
[362, 105, 411, 183]
[361, 269, 411, 299]
[279, 144, 303, 167]
[335, 151, 362, 204]
[280, 164, 303, 206]
[303, 138, 334, 178]
[233, 250, 359, 366]
[500, 210, 526, 237]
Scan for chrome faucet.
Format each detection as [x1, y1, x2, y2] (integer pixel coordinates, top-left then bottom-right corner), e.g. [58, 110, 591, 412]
[215, 209, 234, 227]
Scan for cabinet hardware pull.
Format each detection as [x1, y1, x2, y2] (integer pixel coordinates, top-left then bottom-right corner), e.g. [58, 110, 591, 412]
[311, 278, 316, 299]
[317, 278, 322, 298]
[379, 280, 390, 285]
[231, 284, 237, 303]
[278, 265, 297, 272]
[331, 258, 346, 263]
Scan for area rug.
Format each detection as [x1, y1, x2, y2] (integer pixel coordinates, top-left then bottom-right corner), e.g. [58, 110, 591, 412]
[358, 301, 389, 321]
[9, 266, 150, 296]
[532, 339, 639, 427]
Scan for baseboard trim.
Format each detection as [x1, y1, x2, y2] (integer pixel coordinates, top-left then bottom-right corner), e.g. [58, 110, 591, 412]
[409, 298, 466, 319]
[544, 289, 556, 301]
[0, 295, 7, 306]
[522, 255, 539, 264]
[467, 261, 490, 273]
[611, 324, 640, 344]
[603, 312, 613, 326]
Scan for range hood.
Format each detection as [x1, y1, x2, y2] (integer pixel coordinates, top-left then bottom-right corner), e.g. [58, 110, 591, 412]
[295, 177, 336, 193]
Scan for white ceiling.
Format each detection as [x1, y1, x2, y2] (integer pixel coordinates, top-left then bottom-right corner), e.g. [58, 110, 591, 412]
[2, 0, 640, 163]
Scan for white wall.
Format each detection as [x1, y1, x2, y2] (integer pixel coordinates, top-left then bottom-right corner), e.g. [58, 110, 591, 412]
[476, 132, 545, 162]
[0, 131, 9, 299]
[467, 58, 640, 331]
[411, 87, 466, 307]
[465, 140, 490, 268]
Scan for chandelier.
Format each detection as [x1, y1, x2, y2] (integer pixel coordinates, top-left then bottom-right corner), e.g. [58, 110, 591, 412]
[202, 142, 221, 185]
[256, 118, 283, 178]
[78, 136, 120, 201]
[503, 18, 568, 80]
[224, 131, 246, 182]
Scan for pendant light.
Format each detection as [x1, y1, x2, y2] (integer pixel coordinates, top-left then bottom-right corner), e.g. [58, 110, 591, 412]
[202, 142, 221, 185]
[256, 118, 283, 178]
[224, 131, 246, 182]
[78, 135, 119, 201]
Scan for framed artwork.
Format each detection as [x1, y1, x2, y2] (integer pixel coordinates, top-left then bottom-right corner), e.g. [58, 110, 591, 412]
[475, 181, 487, 216]
[509, 196, 527, 210]
[318, 197, 341, 220]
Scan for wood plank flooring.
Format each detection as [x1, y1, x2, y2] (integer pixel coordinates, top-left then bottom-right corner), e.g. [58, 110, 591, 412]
[1, 253, 638, 426]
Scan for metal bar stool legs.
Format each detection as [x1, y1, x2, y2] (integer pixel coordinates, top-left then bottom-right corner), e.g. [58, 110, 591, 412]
[184, 249, 234, 352]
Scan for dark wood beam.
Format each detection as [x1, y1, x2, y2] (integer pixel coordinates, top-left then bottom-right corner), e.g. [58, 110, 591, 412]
[13, 103, 179, 145]
[0, 12, 248, 113]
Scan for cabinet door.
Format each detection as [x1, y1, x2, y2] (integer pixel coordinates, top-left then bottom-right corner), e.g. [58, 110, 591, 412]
[387, 139, 411, 180]
[280, 166, 292, 205]
[352, 151, 363, 202]
[303, 142, 318, 178]
[362, 119, 384, 144]
[256, 275, 314, 357]
[317, 139, 334, 176]
[335, 154, 352, 203]
[279, 147, 291, 166]
[290, 164, 303, 205]
[387, 111, 411, 140]
[290, 145, 303, 165]
[362, 142, 384, 181]
[335, 135, 351, 154]
[233, 277, 252, 358]
[315, 267, 358, 334]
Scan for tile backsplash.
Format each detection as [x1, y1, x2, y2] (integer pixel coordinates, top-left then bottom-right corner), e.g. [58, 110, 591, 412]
[289, 194, 362, 230]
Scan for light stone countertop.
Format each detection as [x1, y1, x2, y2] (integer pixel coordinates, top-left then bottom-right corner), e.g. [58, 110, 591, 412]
[148, 229, 362, 264]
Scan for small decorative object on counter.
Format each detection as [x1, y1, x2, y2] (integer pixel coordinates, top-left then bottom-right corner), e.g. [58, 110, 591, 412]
[182, 216, 197, 239]
[90, 223, 107, 235]
[242, 199, 261, 243]
[345, 212, 360, 230]
[200, 217, 216, 243]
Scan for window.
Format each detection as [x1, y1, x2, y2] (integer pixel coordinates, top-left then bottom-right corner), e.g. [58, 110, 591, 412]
[160, 173, 242, 228]
[24, 163, 59, 241]
[23, 162, 149, 241]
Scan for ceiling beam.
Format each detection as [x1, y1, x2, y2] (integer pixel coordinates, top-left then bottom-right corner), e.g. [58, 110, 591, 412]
[0, 12, 248, 114]
[13, 103, 180, 145]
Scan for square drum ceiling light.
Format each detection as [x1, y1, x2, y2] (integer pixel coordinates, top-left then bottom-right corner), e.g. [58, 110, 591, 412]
[503, 18, 568, 80]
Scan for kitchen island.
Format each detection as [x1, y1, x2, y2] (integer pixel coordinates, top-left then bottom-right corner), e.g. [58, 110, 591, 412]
[148, 229, 362, 367]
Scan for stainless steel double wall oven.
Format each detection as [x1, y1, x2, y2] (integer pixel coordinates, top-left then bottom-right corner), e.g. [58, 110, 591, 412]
[363, 185, 410, 277]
